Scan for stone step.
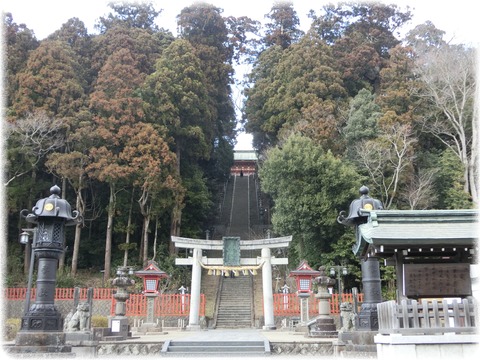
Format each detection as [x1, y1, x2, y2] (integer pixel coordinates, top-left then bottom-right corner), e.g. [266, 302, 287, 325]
[216, 318, 251, 323]
[217, 311, 251, 315]
[216, 318, 251, 322]
[162, 340, 269, 355]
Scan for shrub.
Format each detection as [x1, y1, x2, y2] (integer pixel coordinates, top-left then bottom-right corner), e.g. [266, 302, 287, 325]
[4, 318, 21, 341]
[91, 315, 108, 328]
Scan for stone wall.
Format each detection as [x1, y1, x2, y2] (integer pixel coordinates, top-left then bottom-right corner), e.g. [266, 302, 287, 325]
[6, 299, 112, 319]
[95, 341, 334, 356]
[270, 342, 333, 356]
[375, 334, 479, 359]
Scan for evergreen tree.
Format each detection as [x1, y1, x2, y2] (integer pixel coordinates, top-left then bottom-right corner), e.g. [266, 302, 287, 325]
[11, 39, 86, 119]
[343, 88, 380, 158]
[264, 1, 303, 49]
[259, 134, 363, 266]
[142, 38, 213, 243]
[310, 2, 412, 95]
[244, 31, 347, 152]
[4, 13, 39, 108]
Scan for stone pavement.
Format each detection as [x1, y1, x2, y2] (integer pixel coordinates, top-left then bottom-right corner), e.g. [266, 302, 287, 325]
[129, 327, 333, 343]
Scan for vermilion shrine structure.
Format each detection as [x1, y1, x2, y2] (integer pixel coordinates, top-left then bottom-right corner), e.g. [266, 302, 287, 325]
[230, 150, 257, 176]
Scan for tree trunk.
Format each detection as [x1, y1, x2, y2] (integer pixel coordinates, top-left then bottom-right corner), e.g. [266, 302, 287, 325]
[124, 190, 134, 267]
[152, 218, 159, 262]
[71, 223, 82, 276]
[470, 85, 479, 204]
[70, 190, 85, 276]
[104, 183, 116, 284]
[170, 147, 182, 254]
[142, 213, 151, 267]
[58, 178, 68, 271]
[24, 169, 36, 274]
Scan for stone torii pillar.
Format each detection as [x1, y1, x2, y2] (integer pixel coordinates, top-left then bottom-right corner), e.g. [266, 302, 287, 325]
[172, 235, 292, 330]
[188, 248, 203, 330]
[261, 247, 275, 330]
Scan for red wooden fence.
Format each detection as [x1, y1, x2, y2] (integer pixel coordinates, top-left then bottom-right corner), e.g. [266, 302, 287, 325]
[5, 287, 114, 300]
[273, 292, 364, 315]
[111, 294, 206, 317]
[5, 288, 204, 317]
[6, 288, 362, 317]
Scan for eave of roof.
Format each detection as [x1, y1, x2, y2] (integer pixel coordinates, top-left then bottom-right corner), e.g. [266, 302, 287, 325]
[233, 150, 258, 161]
[354, 209, 479, 257]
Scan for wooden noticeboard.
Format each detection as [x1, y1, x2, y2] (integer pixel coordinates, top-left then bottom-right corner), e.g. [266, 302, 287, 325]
[403, 263, 471, 298]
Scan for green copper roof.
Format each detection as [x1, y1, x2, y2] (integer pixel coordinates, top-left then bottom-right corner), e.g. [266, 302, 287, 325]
[354, 209, 478, 257]
[234, 150, 257, 161]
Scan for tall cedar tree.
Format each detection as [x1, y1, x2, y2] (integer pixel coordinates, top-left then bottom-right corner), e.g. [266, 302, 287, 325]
[142, 38, 211, 248]
[310, 2, 412, 95]
[174, 4, 237, 239]
[87, 47, 146, 281]
[44, 18, 94, 275]
[264, 1, 303, 49]
[12, 39, 86, 119]
[4, 13, 39, 109]
[244, 31, 347, 153]
[7, 38, 86, 273]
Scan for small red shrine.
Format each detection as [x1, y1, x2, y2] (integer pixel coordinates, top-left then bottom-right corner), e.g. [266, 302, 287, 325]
[289, 260, 321, 294]
[135, 261, 168, 295]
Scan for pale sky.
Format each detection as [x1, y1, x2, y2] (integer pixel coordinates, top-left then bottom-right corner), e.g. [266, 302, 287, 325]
[2, 0, 478, 150]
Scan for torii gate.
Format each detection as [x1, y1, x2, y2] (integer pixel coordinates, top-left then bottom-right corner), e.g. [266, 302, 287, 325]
[172, 235, 292, 330]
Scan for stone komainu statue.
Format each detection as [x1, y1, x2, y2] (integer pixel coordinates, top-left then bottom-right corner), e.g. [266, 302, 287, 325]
[64, 302, 90, 332]
[340, 302, 356, 332]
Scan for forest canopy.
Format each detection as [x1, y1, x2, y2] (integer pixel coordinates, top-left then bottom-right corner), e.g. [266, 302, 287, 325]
[4, 1, 477, 290]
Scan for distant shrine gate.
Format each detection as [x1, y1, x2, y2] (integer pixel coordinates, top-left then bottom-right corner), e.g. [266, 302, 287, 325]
[172, 235, 292, 330]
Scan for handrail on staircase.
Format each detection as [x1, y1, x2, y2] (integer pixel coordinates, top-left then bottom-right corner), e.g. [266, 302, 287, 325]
[212, 274, 224, 328]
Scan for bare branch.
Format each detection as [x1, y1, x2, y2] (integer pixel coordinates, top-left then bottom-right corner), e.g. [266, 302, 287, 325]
[5, 111, 66, 186]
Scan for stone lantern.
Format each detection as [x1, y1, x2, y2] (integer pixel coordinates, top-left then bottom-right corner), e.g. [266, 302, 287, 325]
[109, 266, 135, 340]
[135, 261, 168, 333]
[308, 266, 338, 337]
[289, 260, 320, 328]
[14, 185, 81, 353]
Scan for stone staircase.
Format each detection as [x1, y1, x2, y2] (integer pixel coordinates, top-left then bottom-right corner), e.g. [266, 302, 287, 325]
[215, 275, 254, 328]
[227, 175, 251, 239]
[161, 339, 270, 356]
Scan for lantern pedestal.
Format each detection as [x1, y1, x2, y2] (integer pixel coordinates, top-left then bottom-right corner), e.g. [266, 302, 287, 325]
[106, 268, 135, 341]
[134, 261, 169, 334]
[135, 293, 167, 334]
[308, 267, 338, 338]
[294, 292, 311, 333]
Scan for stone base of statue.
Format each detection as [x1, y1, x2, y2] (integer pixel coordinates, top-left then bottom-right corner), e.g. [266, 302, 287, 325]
[65, 332, 98, 357]
[8, 331, 73, 356]
[334, 331, 377, 357]
[134, 322, 167, 335]
[106, 316, 130, 340]
[307, 316, 338, 338]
